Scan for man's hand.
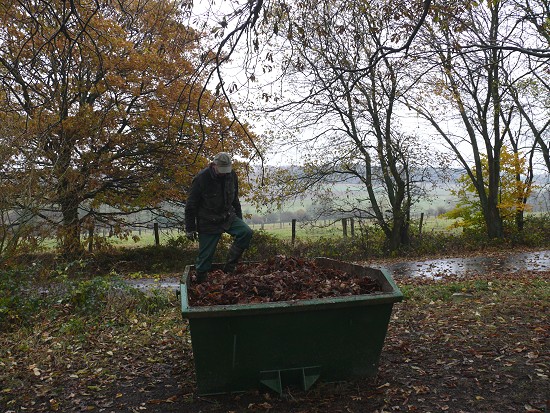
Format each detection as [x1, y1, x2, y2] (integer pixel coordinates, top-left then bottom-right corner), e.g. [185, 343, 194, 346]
[186, 231, 198, 242]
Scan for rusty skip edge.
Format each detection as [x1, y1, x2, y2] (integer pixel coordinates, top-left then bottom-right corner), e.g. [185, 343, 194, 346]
[179, 257, 403, 319]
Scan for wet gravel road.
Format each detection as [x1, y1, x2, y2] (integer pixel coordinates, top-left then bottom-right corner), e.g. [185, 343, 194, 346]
[371, 249, 550, 279]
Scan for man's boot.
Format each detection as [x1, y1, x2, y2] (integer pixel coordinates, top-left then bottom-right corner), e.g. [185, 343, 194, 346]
[195, 271, 208, 283]
[223, 244, 245, 273]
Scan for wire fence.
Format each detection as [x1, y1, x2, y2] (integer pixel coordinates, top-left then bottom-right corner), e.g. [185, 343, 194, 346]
[93, 213, 459, 250]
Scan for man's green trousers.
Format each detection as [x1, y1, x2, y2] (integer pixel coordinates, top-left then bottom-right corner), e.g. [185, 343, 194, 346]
[195, 217, 253, 273]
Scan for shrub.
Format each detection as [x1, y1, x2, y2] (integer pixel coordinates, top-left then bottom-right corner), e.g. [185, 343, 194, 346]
[0, 269, 43, 331]
[0, 266, 173, 333]
[61, 277, 173, 317]
[507, 214, 550, 247]
[245, 230, 291, 260]
[165, 234, 192, 249]
[91, 245, 196, 273]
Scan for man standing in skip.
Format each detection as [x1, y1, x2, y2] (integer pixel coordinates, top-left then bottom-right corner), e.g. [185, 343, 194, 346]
[184, 152, 253, 283]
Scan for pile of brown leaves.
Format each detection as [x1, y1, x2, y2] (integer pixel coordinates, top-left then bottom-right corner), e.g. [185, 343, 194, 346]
[188, 256, 382, 306]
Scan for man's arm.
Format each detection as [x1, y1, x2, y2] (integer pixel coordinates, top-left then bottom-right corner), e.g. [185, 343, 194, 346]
[232, 173, 243, 219]
[185, 177, 201, 232]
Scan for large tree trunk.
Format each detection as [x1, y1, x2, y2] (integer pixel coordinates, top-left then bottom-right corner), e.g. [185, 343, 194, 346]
[484, 200, 504, 239]
[485, 154, 504, 239]
[60, 196, 83, 256]
[388, 221, 410, 253]
[486, 4, 505, 240]
[515, 210, 525, 232]
[384, 206, 411, 253]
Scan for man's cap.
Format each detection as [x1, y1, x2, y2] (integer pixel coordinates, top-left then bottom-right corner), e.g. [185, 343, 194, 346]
[213, 152, 232, 173]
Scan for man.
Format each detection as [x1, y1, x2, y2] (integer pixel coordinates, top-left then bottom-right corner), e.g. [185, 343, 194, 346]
[184, 152, 253, 283]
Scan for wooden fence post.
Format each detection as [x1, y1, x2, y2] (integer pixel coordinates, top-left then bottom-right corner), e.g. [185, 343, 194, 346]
[342, 218, 348, 238]
[291, 219, 296, 245]
[154, 223, 160, 246]
[419, 212, 424, 236]
[350, 218, 355, 238]
[88, 227, 94, 252]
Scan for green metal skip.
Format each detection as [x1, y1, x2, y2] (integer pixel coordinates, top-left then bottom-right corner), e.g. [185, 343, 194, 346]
[179, 258, 403, 395]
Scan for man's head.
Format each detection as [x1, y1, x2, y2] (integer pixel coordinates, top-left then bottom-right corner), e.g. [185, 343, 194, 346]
[213, 152, 232, 174]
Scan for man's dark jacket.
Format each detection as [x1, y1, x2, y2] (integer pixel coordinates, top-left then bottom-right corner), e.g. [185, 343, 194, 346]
[185, 165, 243, 234]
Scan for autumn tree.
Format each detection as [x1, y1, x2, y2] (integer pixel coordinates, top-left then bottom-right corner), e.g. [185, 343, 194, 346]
[198, 0, 549, 161]
[491, 0, 546, 210]
[505, 0, 550, 174]
[243, 0, 437, 252]
[405, 0, 550, 240]
[506, 70, 550, 176]
[445, 146, 535, 233]
[0, 0, 256, 256]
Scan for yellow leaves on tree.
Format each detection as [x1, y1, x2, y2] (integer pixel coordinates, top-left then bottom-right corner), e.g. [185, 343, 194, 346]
[0, 0, 258, 255]
[445, 146, 534, 233]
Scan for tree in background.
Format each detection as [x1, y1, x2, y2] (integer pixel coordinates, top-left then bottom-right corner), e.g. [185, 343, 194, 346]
[0, 0, 256, 256]
[406, 0, 549, 240]
[445, 146, 535, 234]
[502, 0, 550, 203]
[246, 0, 435, 253]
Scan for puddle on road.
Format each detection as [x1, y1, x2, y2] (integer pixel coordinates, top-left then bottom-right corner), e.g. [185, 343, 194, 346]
[125, 278, 180, 291]
[372, 250, 550, 278]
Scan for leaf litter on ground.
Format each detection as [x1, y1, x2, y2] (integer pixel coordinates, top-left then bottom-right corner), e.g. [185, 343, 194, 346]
[2, 257, 548, 413]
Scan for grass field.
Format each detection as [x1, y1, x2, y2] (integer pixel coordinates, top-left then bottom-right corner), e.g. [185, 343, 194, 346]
[241, 182, 458, 220]
[88, 215, 461, 249]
